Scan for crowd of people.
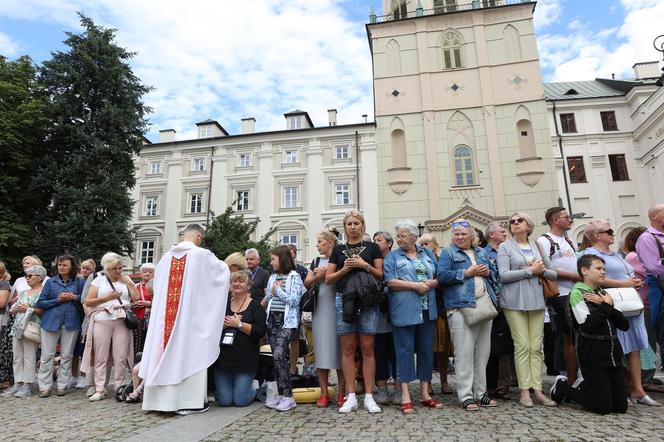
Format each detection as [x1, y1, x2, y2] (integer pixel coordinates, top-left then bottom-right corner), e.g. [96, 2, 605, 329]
[1, 203, 664, 417]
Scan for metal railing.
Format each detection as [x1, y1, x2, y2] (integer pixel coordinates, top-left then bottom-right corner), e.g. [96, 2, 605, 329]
[369, 0, 532, 24]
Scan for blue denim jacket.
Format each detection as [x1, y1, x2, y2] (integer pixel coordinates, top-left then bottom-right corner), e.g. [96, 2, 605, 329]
[36, 275, 84, 332]
[384, 245, 438, 327]
[437, 245, 498, 310]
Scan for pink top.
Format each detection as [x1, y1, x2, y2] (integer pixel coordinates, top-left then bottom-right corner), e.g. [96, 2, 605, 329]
[625, 251, 649, 308]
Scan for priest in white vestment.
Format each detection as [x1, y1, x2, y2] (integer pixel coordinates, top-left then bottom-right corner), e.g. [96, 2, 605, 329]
[140, 224, 229, 413]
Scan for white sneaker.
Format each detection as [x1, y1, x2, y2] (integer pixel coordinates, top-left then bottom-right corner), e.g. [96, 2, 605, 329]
[89, 392, 106, 402]
[363, 395, 382, 414]
[1, 384, 21, 397]
[571, 376, 584, 389]
[76, 378, 88, 389]
[86, 386, 96, 397]
[14, 384, 32, 398]
[338, 395, 358, 413]
[67, 377, 78, 388]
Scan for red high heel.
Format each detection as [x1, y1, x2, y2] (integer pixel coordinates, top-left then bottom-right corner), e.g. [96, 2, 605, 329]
[316, 395, 329, 408]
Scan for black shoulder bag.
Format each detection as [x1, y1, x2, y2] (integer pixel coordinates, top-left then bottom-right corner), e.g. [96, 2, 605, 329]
[300, 257, 321, 313]
[106, 276, 139, 330]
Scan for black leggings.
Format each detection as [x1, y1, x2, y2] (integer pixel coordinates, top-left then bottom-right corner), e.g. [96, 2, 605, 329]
[561, 366, 627, 415]
[374, 332, 396, 382]
[267, 312, 297, 397]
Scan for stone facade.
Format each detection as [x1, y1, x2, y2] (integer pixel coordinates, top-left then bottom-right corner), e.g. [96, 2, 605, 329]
[369, 0, 559, 240]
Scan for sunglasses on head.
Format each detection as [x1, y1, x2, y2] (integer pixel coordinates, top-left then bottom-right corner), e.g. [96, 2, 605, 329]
[510, 217, 525, 225]
[452, 221, 471, 229]
[600, 228, 615, 236]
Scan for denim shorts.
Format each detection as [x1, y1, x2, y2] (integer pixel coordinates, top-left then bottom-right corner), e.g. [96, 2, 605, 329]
[335, 293, 379, 335]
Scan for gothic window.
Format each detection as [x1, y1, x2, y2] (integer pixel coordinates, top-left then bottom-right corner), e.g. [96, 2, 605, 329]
[391, 129, 407, 168]
[503, 25, 522, 62]
[516, 119, 536, 158]
[386, 39, 401, 75]
[392, 0, 407, 19]
[453, 145, 475, 186]
[441, 31, 463, 69]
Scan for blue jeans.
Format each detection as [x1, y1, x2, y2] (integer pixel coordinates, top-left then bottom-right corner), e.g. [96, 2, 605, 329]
[392, 316, 435, 383]
[214, 369, 256, 407]
[335, 294, 379, 335]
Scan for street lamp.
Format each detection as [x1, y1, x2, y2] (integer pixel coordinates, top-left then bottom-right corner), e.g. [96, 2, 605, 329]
[417, 222, 425, 237]
[654, 35, 664, 87]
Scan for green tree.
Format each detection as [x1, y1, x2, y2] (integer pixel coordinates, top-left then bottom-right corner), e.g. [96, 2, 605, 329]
[33, 15, 151, 264]
[204, 206, 276, 268]
[0, 55, 49, 276]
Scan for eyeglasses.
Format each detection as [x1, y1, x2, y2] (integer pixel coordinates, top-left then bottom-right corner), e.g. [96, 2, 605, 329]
[510, 218, 525, 225]
[599, 228, 615, 236]
[452, 221, 471, 228]
[25, 274, 35, 278]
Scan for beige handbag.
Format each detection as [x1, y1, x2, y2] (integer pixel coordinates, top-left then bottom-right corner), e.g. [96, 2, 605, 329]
[460, 291, 498, 326]
[22, 321, 41, 343]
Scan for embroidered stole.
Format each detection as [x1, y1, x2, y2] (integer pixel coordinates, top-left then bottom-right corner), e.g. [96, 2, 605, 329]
[163, 256, 186, 349]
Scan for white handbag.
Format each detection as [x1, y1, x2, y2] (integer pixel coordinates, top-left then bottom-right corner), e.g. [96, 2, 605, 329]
[605, 287, 644, 317]
[22, 321, 41, 344]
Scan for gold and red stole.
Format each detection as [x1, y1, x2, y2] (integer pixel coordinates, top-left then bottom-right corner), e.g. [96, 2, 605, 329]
[163, 255, 186, 349]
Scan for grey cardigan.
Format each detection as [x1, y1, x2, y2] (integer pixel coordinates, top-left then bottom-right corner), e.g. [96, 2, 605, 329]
[496, 238, 557, 311]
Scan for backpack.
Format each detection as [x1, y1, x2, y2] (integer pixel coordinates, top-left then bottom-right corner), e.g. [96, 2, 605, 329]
[541, 234, 576, 257]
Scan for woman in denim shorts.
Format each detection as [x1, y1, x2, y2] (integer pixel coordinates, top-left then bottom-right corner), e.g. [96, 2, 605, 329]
[325, 210, 384, 414]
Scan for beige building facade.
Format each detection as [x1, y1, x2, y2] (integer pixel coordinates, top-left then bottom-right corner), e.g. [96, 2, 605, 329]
[368, 0, 559, 239]
[130, 111, 378, 269]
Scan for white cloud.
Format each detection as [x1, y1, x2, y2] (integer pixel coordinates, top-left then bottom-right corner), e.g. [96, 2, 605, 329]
[533, 0, 564, 30]
[537, 0, 664, 81]
[0, 31, 19, 56]
[0, 0, 374, 140]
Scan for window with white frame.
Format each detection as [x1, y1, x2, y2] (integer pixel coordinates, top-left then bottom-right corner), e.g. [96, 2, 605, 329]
[453, 145, 475, 186]
[148, 161, 161, 175]
[144, 196, 158, 216]
[199, 125, 212, 138]
[284, 150, 298, 164]
[288, 116, 302, 130]
[334, 183, 351, 205]
[236, 190, 250, 211]
[140, 240, 155, 264]
[189, 193, 203, 213]
[281, 233, 298, 247]
[282, 186, 299, 208]
[192, 158, 205, 172]
[334, 144, 350, 160]
[441, 31, 463, 69]
[338, 231, 346, 244]
[238, 153, 252, 167]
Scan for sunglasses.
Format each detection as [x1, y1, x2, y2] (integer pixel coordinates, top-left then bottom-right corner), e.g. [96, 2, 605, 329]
[510, 217, 525, 225]
[25, 274, 35, 278]
[452, 221, 471, 228]
[599, 229, 615, 236]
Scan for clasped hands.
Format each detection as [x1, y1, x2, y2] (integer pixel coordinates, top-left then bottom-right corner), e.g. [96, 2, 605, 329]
[224, 313, 243, 328]
[464, 264, 490, 278]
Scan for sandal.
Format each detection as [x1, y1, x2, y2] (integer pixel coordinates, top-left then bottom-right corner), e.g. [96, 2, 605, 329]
[400, 402, 415, 414]
[420, 399, 443, 409]
[125, 391, 142, 403]
[440, 384, 453, 395]
[479, 394, 498, 407]
[462, 399, 479, 411]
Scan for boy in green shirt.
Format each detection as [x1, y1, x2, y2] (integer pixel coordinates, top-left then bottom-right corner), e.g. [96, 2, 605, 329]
[549, 254, 629, 414]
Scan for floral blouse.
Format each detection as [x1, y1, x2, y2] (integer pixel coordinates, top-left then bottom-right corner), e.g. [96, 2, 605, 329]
[10, 289, 42, 337]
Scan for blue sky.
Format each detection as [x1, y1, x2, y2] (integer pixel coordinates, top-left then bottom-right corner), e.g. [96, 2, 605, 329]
[0, 0, 661, 142]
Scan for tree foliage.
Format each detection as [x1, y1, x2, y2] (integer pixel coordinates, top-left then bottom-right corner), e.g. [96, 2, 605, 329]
[0, 55, 49, 275]
[204, 206, 276, 268]
[33, 14, 151, 264]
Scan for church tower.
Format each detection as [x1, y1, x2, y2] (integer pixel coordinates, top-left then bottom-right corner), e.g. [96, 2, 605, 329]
[367, 0, 559, 236]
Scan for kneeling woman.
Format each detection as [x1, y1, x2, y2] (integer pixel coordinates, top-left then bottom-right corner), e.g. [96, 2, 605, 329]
[214, 270, 266, 407]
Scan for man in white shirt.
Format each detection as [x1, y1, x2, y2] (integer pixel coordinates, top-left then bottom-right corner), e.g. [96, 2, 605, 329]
[537, 207, 581, 384]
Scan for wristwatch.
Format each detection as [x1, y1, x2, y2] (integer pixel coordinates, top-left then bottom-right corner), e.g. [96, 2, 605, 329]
[237, 321, 244, 329]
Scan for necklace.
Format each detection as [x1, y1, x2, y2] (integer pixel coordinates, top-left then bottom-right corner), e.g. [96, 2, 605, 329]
[231, 295, 250, 314]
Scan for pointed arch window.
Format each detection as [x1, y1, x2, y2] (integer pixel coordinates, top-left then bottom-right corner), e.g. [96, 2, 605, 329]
[392, 0, 407, 20]
[453, 145, 475, 186]
[441, 31, 463, 69]
[391, 129, 407, 168]
[503, 25, 522, 62]
[386, 39, 401, 75]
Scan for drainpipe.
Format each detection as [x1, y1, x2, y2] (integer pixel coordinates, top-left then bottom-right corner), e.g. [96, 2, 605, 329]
[205, 146, 215, 227]
[355, 130, 361, 211]
[551, 100, 573, 214]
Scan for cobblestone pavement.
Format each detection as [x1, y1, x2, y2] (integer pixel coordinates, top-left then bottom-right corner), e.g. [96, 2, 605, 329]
[2, 375, 664, 441]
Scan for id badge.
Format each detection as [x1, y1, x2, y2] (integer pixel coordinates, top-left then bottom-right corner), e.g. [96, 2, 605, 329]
[221, 328, 237, 346]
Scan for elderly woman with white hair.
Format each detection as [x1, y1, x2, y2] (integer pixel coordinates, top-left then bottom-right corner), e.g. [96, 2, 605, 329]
[1, 265, 46, 397]
[132, 262, 154, 357]
[83, 252, 138, 401]
[437, 219, 499, 411]
[497, 212, 557, 408]
[384, 219, 441, 413]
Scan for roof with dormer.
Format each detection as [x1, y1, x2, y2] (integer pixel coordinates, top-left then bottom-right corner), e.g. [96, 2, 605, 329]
[195, 119, 229, 135]
[543, 79, 641, 101]
[283, 109, 314, 128]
